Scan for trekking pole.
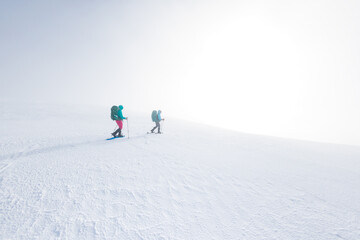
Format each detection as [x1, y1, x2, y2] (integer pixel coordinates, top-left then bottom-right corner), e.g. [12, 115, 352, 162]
[127, 118, 130, 138]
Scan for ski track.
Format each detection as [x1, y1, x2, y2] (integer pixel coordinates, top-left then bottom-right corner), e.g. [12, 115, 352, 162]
[0, 134, 149, 174]
[1, 105, 360, 239]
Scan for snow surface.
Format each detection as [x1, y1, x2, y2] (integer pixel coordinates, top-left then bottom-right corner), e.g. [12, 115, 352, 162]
[1, 103, 360, 239]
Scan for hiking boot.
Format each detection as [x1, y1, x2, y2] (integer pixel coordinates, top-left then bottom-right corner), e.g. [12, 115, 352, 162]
[116, 130, 123, 137]
[112, 129, 120, 137]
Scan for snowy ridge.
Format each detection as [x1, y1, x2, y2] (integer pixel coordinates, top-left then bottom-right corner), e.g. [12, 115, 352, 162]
[1, 103, 360, 239]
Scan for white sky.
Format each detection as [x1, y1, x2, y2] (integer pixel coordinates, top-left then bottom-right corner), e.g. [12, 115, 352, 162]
[1, 0, 360, 145]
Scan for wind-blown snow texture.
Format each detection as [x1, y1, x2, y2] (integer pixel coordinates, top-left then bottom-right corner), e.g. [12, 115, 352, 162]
[1, 103, 360, 239]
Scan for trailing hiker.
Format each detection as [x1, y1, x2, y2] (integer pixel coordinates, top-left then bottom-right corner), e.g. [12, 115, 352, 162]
[110, 105, 127, 137]
[150, 110, 164, 134]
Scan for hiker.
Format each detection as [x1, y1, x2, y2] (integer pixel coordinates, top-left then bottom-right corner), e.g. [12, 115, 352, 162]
[150, 110, 164, 133]
[110, 105, 127, 137]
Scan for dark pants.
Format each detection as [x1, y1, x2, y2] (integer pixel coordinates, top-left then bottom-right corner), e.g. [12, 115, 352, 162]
[151, 121, 160, 133]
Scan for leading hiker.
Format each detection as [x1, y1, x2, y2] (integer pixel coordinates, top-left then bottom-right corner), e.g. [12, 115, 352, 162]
[110, 105, 127, 137]
[150, 110, 164, 134]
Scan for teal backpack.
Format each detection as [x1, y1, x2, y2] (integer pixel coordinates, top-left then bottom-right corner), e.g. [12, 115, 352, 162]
[151, 110, 158, 122]
[111, 106, 119, 120]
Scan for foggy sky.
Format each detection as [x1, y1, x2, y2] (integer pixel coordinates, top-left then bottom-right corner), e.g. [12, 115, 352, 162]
[1, 0, 360, 145]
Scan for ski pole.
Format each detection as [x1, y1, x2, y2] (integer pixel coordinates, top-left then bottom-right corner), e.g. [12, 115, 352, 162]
[127, 118, 130, 138]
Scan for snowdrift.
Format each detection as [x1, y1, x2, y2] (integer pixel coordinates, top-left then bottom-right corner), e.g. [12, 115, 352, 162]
[1, 103, 360, 239]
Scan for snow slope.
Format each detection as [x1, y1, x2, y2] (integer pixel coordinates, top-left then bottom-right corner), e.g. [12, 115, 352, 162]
[1, 103, 360, 239]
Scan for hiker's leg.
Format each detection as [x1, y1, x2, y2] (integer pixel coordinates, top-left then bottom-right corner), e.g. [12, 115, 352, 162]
[157, 122, 161, 133]
[151, 123, 157, 132]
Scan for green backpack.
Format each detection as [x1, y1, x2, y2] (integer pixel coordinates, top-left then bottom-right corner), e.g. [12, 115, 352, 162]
[151, 110, 158, 122]
[111, 106, 119, 120]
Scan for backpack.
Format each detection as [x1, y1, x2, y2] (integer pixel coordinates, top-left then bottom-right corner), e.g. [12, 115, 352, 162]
[111, 106, 119, 120]
[151, 110, 158, 122]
